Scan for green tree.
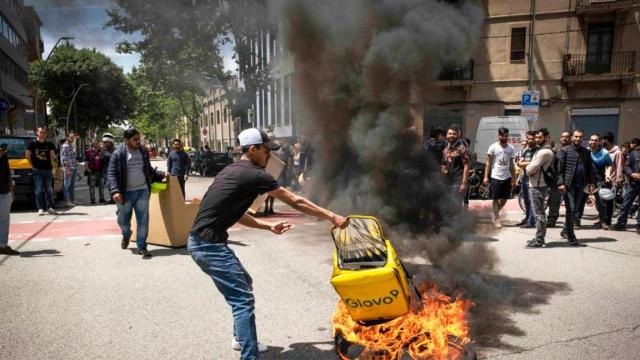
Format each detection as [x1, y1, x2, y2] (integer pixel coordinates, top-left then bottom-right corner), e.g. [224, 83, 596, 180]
[29, 44, 136, 133]
[127, 66, 181, 148]
[106, 0, 271, 147]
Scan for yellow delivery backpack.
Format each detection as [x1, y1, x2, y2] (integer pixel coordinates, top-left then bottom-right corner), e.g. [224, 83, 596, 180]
[330, 216, 412, 323]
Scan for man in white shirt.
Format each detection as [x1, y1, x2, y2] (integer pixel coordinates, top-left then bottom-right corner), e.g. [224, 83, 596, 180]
[483, 127, 516, 228]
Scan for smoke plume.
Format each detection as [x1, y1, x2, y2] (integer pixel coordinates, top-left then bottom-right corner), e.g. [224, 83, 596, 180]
[271, 0, 501, 309]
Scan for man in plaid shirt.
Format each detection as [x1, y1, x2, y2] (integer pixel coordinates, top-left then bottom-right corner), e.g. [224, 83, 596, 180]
[60, 132, 78, 207]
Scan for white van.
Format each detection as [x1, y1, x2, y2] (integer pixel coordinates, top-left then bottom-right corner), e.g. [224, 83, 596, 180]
[473, 116, 530, 165]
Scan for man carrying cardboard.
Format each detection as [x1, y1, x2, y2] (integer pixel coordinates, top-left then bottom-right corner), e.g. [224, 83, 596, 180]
[188, 128, 348, 360]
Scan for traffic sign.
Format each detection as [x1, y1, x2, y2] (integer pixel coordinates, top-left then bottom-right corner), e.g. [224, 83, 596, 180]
[521, 90, 540, 122]
[0, 97, 9, 113]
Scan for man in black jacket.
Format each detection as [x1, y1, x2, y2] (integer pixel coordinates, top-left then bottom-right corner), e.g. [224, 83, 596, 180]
[557, 129, 595, 245]
[107, 128, 166, 259]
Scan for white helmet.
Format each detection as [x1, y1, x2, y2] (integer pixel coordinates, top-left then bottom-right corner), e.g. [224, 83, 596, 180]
[598, 187, 615, 201]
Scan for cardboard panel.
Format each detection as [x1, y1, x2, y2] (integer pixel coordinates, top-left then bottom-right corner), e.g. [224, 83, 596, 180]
[247, 156, 286, 214]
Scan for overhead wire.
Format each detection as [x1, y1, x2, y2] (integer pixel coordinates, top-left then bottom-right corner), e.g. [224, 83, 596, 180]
[479, 20, 640, 39]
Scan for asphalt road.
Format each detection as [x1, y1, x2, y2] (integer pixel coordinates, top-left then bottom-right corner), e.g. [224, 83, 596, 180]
[1, 159, 639, 359]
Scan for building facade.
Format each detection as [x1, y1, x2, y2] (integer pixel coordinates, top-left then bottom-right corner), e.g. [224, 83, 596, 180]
[199, 80, 239, 152]
[419, 0, 640, 144]
[251, 29, 298, 142]
[0, 0, 34, 135]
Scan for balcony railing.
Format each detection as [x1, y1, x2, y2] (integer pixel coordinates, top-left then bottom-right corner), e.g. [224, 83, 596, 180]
[438, 60, 474, 81]
[576, 0, 636, 13]
[563, 51, 636, 78]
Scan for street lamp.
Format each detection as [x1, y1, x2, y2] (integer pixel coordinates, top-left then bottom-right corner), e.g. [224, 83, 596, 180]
[66, 83, 89, 132]
[34, 36, 74, 127]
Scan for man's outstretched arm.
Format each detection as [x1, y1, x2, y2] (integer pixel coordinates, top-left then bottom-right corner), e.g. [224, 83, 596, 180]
[269, 187, 348, 228]
[238, 213, 293, 234]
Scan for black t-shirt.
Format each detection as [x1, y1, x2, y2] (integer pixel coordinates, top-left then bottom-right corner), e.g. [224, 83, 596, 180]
[0, 154, 10, 194]
[28, 140, 56, 170]
[190, 160, 280, 243]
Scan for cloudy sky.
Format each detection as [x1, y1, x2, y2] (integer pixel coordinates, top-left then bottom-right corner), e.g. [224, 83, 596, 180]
[25, 0, 236, 74]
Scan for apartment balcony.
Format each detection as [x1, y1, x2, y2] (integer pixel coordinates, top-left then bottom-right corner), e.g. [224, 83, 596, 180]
[563, 51, 637, 86]
[576, 0, 638, 15]
[435, 60, 474, 87]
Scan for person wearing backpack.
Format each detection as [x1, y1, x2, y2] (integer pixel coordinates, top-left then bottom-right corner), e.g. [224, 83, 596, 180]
[524, 130, 556, 248]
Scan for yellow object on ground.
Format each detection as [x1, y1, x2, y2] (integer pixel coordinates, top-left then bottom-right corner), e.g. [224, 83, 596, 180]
[132, 177, 200, 247]
[330, 216, 411, 322]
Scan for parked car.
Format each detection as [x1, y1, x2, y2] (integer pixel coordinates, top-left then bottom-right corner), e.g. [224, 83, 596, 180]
[0, 135, 64, 204]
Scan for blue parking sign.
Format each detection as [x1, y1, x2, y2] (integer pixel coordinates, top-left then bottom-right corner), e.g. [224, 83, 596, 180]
[521, 91, 540, 107]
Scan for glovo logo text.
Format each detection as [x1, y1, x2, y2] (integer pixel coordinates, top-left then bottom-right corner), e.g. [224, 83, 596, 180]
[345, 289, 399, 308]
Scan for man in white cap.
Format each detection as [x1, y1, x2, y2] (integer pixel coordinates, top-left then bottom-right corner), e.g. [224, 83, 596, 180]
[188, 128, 348, 360]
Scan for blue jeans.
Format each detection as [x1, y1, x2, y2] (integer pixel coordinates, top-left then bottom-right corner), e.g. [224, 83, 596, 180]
[188, 234, 258, 360]
[33, 168, 54, 210]
[616, 182, 640, 228]
[563, 185, 584, 241]
[63, 168, 77, 202]
[521, 177, 534, 225]
[116, 188, 150, 250]
[0, 192, 11, 247]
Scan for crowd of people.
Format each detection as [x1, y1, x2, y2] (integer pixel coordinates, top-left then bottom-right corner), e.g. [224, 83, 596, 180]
[427, 124, 640, 248]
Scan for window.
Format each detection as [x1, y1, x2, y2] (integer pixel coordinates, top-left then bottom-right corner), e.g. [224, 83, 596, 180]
[284, 75, 291, 126]
[217, 110, 220, 124]
[223, 107, 227, 123]
[510, 27, 526, 61]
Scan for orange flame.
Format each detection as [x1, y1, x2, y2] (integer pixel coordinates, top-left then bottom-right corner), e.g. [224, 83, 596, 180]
[332, 283, 473, 360]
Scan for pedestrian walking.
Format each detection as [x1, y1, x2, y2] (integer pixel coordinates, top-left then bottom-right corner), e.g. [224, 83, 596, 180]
[483, 127, 516, 229]
[60, 132, 78, 207]
[557, 129, 595, 245]
[25, 127, 57, 216]
[547, 130, 571, 227]
[86, 141, 106, 204]
[101, 133, 116, 202]
[167, 138, 191, 199]
[0, 143, 19, 255]
[612, 138, 640, 233]
[524, 130, 555, 248]
[584, 134, 612, 229]
[442, 126, 470, 205]
[107, 128, 166, 259]
[516, 131, 538, 228]
[188, 128, 348, 360]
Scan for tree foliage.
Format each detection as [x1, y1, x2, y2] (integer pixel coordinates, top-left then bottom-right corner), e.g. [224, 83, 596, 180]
[127, 66, 181, 147]
[106, 0, 271, 147]
[29, 44, 136, 133]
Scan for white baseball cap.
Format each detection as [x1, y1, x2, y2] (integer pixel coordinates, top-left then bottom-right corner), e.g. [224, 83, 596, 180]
[238, 128, 280, 150]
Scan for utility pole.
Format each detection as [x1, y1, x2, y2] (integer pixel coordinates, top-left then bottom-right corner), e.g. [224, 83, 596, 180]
[527, 0, 537, 90]
[34, 36, 73, 128]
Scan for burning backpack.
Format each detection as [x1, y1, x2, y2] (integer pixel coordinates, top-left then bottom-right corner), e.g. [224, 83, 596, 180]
[330, 216, 412, 323]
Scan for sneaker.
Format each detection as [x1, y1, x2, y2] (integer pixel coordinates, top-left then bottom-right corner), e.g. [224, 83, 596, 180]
[519, 223, 535, 229]
[47, 208, 58, 215]
[593, 221, 602, 229]
[99, 199, 106, 203]
[38, 209, 44, 216]
[121, 235, 131, 250]
[66, 201, 75, 208]
[137, 248, 152, 259]
[601, 223, 609, 230]
[546, 221, 557, 228]
[568, 240, 584, 246]
[574, 220, 581, 230]
[516, 219, 527, 226]
[493, 219, 502, 229]
[611, 224, 626, 231]
[525, 241, 544, 248]
[231, 339, 268, 353]
[0, 246, 20, 255]
[560, 230, 567, 239]
[90, 200, 96, 205]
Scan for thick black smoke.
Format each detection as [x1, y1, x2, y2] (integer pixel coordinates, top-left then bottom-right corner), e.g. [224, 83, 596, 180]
[271, 0, 502, 309]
